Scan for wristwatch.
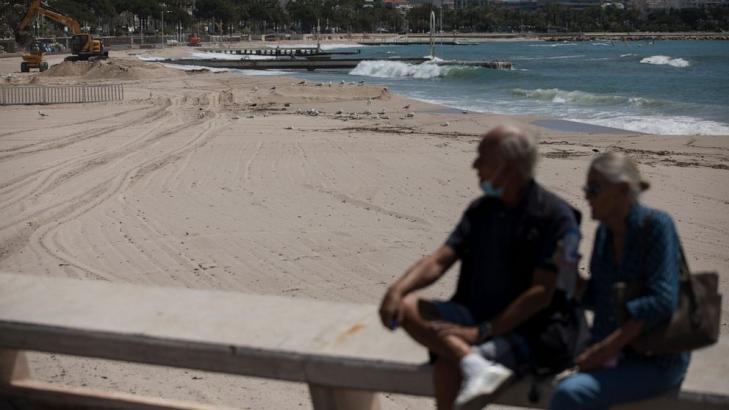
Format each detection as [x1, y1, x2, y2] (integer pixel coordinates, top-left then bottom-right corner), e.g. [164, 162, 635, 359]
[477, 321, 493, 343]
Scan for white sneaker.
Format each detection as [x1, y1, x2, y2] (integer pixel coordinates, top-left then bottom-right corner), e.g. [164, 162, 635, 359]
[454, 362, 514, 410]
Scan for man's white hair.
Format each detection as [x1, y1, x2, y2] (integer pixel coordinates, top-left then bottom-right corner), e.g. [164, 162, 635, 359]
[590, 152, 650, 200]
[493, 126, 539, 179]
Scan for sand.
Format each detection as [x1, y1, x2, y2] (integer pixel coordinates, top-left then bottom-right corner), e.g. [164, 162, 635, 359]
[1, 45, 728, 409]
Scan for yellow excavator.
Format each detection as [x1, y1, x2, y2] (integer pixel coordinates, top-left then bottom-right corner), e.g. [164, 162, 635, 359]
[16, 0, 108, 72]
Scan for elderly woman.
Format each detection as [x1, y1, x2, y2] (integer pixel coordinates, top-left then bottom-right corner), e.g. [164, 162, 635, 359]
[550, 152, 690, 409]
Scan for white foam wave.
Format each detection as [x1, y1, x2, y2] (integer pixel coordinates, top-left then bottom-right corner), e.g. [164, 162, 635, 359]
[545, 55, 586, 60]
[529, 42, 577, 47]
[162, 63, 230, 73]
[162, 63, 288, 76]
[640, 55, 690, 68]
[190, 52, 275, 60]
[513, 88, 665, 108]
[620, 53, 637, 57]
[515, 54, 584, 60]
[137, 56, 167, 62]
[571, 115, 729, 136]
[513, 88, 622, 105]
[349, 60, 451, 79]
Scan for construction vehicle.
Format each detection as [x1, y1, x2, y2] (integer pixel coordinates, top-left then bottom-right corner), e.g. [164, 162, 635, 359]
[16, 0, 108, 72]
[20, 41, 48, 72]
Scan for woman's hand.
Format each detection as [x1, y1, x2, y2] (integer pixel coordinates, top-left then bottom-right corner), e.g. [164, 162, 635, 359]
[575, 341, 619, 371]
[429, 321, 480, 344]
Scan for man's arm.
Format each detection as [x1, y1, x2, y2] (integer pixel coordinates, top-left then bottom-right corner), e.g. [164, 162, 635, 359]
[378, 245, 458, 329]
[488, 268, 558, 337]
[431, 267, 558, 344]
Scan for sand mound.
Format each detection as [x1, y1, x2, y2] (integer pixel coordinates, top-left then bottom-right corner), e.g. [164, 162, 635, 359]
[42, 58, 185, 81]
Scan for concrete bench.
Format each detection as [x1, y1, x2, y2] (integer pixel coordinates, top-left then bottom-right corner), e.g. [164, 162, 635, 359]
[0, 272, 727, 409]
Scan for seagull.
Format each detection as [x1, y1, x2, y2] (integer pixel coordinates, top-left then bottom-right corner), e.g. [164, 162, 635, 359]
[402, 104, 410, 109]
[38, 111, 48, 117]
[298, 80, 306, 85]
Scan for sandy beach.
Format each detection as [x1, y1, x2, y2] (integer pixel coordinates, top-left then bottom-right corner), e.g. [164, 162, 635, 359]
[1, 45, 728, 409]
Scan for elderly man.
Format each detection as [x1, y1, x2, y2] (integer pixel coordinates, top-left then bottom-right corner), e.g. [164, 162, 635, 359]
[379, 125, 580, 410]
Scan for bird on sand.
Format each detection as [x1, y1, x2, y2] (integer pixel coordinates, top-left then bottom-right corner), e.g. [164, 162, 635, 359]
[38, 111, 48, 117]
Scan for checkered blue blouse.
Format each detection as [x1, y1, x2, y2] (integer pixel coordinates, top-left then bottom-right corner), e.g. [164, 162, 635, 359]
[584, 203, 690, 368]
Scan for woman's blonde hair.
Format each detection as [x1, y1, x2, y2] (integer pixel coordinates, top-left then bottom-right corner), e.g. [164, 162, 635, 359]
[589, 152, 650, 200]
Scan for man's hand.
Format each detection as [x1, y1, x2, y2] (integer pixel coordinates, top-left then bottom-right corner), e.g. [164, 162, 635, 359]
[429, 321, 480, 344]
[379, 288, 405, 330]
[575, 341, 619, 371]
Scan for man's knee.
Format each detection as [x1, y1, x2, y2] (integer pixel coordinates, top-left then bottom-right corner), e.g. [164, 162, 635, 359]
[399, 293, 420, 324]
[401, 294, 439, 324]
[550, 374, 601, 410]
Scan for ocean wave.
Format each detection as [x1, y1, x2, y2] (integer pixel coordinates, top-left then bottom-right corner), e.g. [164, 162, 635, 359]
[529, 43, 577, 47]
[620, 53, 637, 58]
[190, 52, 275, 60]
[573, 115, 729, 136]
[545, 55, 586, 60]
[640, 55, 690, 68]
[163, 63, 289, 76]
[162, 63, 229, 73]
[349, 60, 458, 79]
[512, 88, 669, 108]
[137, 56, 166, 62]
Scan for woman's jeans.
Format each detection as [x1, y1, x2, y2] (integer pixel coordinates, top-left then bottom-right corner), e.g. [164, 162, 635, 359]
[549, 355, 686, 410]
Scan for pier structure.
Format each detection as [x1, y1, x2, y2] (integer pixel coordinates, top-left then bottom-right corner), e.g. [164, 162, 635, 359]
[198, 47, 360, 58]
[165, 57, 512, 71]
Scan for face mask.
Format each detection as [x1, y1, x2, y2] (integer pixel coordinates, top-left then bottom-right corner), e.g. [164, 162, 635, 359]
[480, 179, 504, 198]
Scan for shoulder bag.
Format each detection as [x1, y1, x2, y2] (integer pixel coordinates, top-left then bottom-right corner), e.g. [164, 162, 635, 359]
[614, 215, 722, 355]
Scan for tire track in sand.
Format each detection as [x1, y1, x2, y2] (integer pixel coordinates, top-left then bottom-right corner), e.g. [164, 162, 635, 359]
[0, 93, 229, 278]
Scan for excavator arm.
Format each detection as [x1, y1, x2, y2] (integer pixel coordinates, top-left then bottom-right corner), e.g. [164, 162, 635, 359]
[16, 0, 81, 35]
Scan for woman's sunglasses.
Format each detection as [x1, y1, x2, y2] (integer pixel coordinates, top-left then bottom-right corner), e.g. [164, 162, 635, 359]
[582, 184, 603, 198]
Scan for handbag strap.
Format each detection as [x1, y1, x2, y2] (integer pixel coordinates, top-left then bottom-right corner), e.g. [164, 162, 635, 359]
[640, 211, 697, 308]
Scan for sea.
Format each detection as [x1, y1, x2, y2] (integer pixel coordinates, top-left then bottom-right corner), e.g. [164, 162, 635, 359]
[165, 40, 729, 135]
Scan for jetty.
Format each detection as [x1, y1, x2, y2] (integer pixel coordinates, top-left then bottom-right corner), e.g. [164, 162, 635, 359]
[198, 46, 361, 57]
[165, 57, 512, 71]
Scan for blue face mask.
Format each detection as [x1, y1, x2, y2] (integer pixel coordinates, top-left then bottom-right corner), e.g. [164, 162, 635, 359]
[480, 179, 504, 198]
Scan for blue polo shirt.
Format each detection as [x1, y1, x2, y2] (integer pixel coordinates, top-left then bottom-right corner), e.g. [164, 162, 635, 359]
[445, 180, 580, 327]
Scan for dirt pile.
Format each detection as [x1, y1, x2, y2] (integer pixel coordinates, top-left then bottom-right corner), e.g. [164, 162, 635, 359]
[42, 58, 185, 81]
